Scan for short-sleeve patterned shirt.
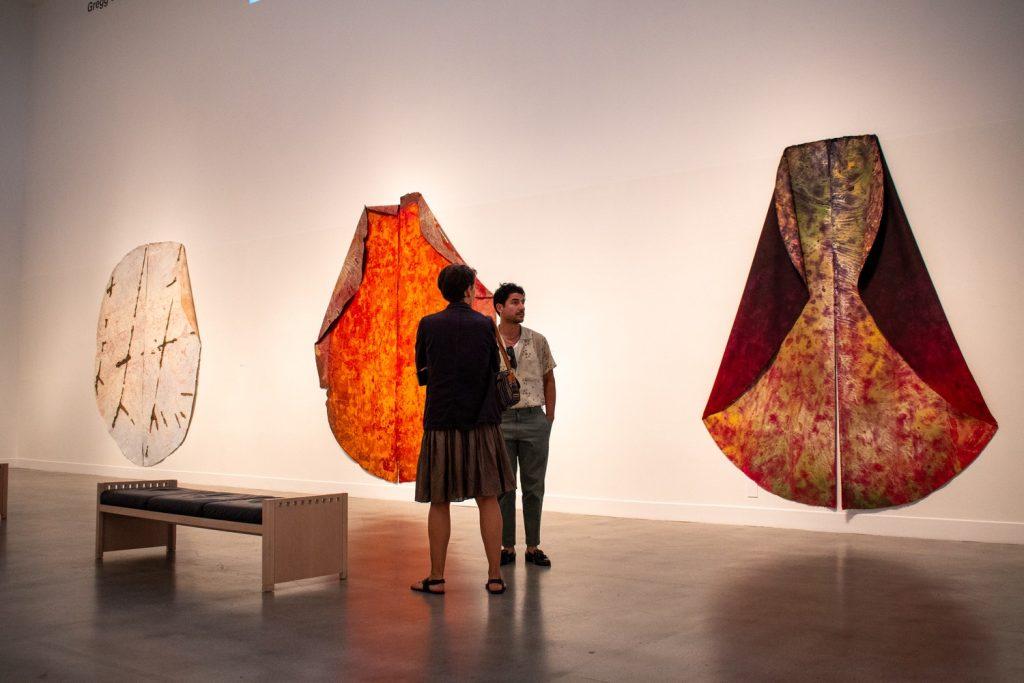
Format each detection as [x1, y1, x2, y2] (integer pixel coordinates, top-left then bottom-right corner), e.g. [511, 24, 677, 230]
[501, 326, 556, 409]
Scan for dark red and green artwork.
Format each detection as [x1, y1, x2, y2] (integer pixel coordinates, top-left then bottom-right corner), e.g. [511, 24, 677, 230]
[703, 135, 997, 509]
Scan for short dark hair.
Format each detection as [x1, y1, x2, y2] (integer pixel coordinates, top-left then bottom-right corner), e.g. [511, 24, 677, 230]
[437, 264, 477, 303]
[493, 282, 525, 307]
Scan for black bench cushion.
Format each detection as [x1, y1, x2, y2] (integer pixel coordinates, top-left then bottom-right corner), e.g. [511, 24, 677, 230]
[100, 486, 192, 509]
[201, 496, 275, 525]
[146, 491, 252, 517]
[101, 487, 276, 525]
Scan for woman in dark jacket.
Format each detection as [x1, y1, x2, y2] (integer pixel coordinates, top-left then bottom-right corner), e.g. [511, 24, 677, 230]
[410, 264, 515, 595]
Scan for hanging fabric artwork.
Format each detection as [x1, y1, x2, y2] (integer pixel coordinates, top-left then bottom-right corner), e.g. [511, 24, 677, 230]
[703, 135, 997, 509]
[315, 193, 495, 483]
[95, 242, 201, 466]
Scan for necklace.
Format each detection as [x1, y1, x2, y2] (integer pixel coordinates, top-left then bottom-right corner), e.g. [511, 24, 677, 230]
[501, 326, 522, 345]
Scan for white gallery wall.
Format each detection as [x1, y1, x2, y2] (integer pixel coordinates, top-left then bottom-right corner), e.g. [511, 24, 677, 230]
[7, 0, 1024, 542]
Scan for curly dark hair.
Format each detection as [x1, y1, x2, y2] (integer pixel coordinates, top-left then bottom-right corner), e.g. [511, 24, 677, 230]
[493, 282, 525, 307]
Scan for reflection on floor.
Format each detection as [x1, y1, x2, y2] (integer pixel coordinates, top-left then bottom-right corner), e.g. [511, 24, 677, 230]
[1, 468, 1023, 680]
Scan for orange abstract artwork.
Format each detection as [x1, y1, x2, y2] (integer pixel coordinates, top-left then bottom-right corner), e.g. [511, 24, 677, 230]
[315, 193, 494, 482]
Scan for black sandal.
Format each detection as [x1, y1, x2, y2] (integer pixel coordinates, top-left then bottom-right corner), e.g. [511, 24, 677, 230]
[411, 578, 446, 595]
[485, 578, 507, 595]
[525, 549, 551, 567]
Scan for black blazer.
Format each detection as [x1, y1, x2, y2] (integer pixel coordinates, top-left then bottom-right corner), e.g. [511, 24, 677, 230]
[415, 302, 501, 430]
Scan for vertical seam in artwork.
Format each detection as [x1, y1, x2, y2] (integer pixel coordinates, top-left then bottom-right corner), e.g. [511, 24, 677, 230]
[393, 209, 403, 483]
[828, 142, 843, 511]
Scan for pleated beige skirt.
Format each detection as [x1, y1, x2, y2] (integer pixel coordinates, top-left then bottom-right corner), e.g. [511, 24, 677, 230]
[415, 423, 516, 503]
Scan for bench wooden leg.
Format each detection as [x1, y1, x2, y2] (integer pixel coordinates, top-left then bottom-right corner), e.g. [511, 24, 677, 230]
[260, 493, 348, 592]
[262, 523, 275, 593]
[339, 495, 348, 581]
[96, 510, 176, 558]
[95, 508, 104, 560]
[0, 463, 8, 521]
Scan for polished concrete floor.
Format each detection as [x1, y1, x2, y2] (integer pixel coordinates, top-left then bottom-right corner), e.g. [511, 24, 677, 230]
[2, 468, 1023, 681]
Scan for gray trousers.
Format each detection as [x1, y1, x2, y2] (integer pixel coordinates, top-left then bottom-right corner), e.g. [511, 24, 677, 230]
[499, 406, 551, 548]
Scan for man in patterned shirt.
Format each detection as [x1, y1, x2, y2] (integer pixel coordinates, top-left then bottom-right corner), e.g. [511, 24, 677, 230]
[493, 283, 557, 568]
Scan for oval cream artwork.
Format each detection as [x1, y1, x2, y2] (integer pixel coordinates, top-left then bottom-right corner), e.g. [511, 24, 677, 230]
[94, 242, 200, 466]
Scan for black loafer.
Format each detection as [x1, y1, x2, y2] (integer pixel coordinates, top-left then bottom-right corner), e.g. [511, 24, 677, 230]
[525, 549, 551, 567]
[500, 548, 516, 566]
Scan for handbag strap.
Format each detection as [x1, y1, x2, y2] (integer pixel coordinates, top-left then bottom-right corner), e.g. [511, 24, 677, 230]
[493, 319, 516, 376]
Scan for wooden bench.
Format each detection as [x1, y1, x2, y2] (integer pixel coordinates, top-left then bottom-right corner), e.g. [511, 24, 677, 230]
[1, 463, 7, 520]
[96, 479, 347, 592]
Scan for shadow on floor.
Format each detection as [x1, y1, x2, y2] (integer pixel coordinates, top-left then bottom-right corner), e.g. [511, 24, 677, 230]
[708, 549, 994, 679]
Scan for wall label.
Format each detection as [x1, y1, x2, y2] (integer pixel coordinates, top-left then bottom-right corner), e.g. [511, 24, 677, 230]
[86, 0, 116, 12]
